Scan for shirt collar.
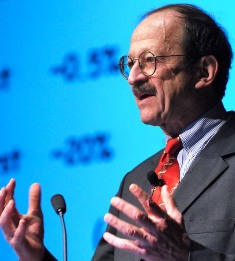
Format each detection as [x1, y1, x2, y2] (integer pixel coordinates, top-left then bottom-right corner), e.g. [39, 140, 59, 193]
[165, 102, 228, 151]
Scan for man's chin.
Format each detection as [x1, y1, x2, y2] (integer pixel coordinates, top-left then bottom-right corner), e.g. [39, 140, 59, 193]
[140, 115, 159, 126]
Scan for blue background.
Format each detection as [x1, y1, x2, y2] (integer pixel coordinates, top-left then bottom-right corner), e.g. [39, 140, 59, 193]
[0, 1, 234, 260]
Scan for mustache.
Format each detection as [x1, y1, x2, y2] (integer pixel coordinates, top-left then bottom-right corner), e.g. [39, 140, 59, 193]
[132, 82, 156, 95]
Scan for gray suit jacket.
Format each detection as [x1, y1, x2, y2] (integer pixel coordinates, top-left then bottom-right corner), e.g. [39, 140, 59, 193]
[92, 111, 235, 261]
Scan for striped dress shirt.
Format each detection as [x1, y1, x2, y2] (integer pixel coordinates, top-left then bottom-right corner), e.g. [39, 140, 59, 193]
[166, 102, 229, 180]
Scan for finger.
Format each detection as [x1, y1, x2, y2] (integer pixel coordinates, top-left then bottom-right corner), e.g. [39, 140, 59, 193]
[28, 183, 42, 216]
[110, 197, 154, 230]
[103, 232, 146, 256]
[0, 179, 16, 211]
[104, 213, 156, 246]
[5, 179, 16, 203]
[0, 199, 18, 239]
[14, 219, 27, 245]
[0, 185, 21, 228]
[0, 188, 7, 214]
[161, 185, 182, 224]
[129, 184, 166, 219]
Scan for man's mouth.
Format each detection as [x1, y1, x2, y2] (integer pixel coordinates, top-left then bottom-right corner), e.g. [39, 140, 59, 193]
[132, 83, 156, 100]
[133, 89, 155, 100]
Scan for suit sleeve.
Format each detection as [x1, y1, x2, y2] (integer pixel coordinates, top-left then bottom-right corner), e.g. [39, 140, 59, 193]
[19, 248, 58, 261]
[189, 240, 235, 261]
[42, 248, 58, 261]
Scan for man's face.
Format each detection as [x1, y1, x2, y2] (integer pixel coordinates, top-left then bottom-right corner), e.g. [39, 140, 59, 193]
[128, 10, 199, 134]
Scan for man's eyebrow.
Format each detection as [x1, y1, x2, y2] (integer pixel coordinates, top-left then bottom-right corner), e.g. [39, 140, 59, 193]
[128, 48, 156, 57]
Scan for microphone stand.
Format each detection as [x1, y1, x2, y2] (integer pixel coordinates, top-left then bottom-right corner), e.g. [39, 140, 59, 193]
[51, 194, 68, 261]
[58, 210, 68, 261]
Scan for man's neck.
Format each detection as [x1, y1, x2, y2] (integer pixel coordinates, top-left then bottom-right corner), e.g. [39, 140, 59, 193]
[160, 101, 224, 137]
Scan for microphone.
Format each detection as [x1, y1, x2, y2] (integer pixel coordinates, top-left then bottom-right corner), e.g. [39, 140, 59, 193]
[51, 194, 66, 215]
[147, 170, 164, 187]
[51, 194, 67, 261]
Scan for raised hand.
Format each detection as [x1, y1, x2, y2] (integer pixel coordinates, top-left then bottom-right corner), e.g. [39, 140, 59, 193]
[0, 179, 45, 261]
[103, 184, 190, 261]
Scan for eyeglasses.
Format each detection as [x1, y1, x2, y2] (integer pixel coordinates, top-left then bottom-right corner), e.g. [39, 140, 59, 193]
[119, 51, 186, 80]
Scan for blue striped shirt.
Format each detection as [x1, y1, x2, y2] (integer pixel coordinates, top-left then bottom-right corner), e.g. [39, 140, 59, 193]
[166, 102, 228, 180]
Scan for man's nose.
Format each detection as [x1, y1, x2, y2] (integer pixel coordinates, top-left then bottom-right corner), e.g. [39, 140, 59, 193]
[128, 62, 148, 85]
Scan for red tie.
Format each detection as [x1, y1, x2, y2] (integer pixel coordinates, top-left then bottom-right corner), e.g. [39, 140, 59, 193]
[152, 137, 182, 208]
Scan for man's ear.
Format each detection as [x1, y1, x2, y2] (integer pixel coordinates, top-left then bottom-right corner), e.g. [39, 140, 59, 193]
[195, 55, 218, 89]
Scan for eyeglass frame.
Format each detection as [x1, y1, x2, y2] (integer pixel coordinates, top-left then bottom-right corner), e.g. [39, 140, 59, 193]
[118, 51, 188, 80]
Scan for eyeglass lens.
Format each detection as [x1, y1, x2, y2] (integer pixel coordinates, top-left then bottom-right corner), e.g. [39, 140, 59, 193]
[119, 52, 156, 79]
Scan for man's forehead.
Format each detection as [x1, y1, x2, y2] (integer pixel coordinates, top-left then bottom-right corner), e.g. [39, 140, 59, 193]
[130, 10, 184, 54]
[132, 10, 183, 41]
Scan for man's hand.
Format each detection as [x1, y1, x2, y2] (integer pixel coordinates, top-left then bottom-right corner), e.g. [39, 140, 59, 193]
[0, 179, 45, 261]
[103, 184, 190, 261]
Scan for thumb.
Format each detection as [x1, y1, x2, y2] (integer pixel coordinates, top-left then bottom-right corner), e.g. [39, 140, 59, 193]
[161, 185, 182, 224]
[28, 183, 42, 216]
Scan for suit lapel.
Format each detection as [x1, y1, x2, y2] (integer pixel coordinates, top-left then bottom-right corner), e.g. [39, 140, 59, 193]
[174, 148, 227, 213]
[174, 112, 235, 213]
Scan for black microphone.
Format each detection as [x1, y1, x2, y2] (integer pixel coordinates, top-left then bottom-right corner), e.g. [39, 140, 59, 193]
[51, 194, 66, 215]
[147, 170, 164, 187]
[51, 194, 68, 261]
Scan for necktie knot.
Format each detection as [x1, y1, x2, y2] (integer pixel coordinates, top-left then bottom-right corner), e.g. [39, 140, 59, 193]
[164, 137, 182, 155]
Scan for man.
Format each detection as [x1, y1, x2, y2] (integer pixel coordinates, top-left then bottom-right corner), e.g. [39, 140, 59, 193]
[93, 3, 235, 260]
[0, 3, 234, 261]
